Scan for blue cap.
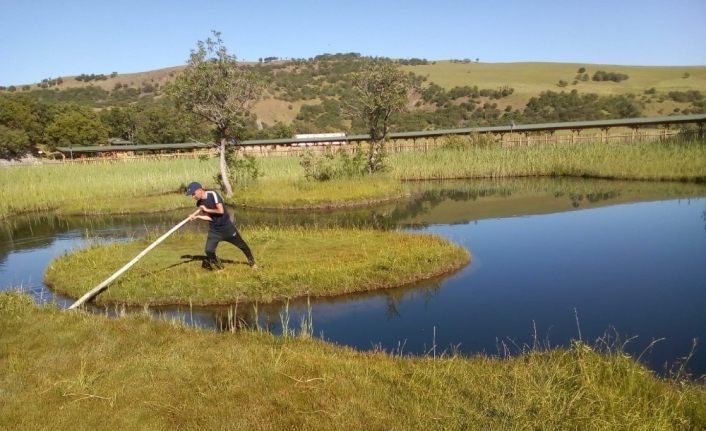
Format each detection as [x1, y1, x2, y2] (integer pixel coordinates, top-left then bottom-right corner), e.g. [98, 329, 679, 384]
[185, 182, 202, 196]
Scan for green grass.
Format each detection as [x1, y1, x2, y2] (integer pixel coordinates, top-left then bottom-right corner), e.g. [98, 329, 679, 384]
[1, 292, 704, 430]
[0, 157, 216, 217]
[2, 139, 705, 219]
[44, 227, 470, 306]
[237, 176, 407, 209]
[0, 156, 406, 218]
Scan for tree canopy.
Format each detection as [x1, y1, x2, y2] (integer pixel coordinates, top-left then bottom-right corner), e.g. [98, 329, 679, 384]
[349, 60, 411, 173]
[167, 31, 264, 196]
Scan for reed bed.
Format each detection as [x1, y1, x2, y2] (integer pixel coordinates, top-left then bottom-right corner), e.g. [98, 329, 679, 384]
[0, 158, 217, 217]
[1, 139, 704, 218]
[390, 139, 706, 181]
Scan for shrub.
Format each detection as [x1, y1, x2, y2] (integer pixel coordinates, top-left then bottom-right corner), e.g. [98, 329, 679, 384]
[441, 133, 496, 150]
[299, 148, 366, 181]
[215, 150, 262, 190]
[592, 70, 629, 82]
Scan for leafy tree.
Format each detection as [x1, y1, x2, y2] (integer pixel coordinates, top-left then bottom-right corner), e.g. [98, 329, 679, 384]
[592, 70, 629, 82]
[100, 107, 136, 141]
[0, 93, 49, 152]
[167, 31, 264, 197]
[44, 105, 108, 150]
[132, 102, 211, 144]
[0, 125, 30, 158]
[349, 60, 411, 173]
[268, 122, 293, 138]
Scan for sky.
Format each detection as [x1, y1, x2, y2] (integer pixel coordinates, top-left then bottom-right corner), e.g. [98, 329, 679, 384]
[1, 0, 705, 86]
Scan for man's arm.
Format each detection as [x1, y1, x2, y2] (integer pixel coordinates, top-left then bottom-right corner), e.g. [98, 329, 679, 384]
[189, 211, 212, 222]
[199, 203, 224, 215]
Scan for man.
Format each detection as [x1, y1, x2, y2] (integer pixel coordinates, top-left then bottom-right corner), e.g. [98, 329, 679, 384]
[186, 181, 257, 270]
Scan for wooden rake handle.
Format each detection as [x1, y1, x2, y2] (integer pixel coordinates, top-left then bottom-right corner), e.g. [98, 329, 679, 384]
[67, 209, 202, 310]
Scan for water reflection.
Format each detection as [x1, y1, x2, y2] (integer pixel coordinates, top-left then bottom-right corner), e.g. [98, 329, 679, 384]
[1, 178, 706, 376]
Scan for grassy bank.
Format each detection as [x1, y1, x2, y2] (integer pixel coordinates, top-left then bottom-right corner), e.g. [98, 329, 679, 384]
[1, 292, 704, 430]
[45, 228, 470, 306]
[1, 139, 705, 218]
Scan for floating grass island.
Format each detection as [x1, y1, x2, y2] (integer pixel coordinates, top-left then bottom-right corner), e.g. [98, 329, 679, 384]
[45, 227, 470, 306]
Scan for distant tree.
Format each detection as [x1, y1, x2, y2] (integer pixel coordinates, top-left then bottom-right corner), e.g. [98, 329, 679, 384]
[577, 67, 586, 73]
[167, 31, 264, 197]
[0, 94, 48, 150]
[45, 106, 109, 150]
[268, 122, 293, 139]
[592, 70, 629, 82]
[141, 82, 155, 94]
[100, 106, 137, 141]
[0, 125, 30, 158]
[133, 102, 211, 144]
[348, 60, 411, 173]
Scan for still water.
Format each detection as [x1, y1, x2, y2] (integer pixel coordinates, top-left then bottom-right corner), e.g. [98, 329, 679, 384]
[1, 178, 705, 376]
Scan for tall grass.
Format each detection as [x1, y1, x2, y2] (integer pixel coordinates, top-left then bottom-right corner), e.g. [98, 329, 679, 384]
[1, 292, 704, 430]
[0, 157, 218, 217]
[1, 139, 704, 218]
[390, 139, 706, 181]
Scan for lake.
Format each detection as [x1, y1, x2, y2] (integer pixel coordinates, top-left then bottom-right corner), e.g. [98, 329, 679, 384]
[1, 178, 705, 376]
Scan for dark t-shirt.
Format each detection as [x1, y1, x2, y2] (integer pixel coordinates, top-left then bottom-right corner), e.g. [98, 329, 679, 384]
[196, 190, 234, 233]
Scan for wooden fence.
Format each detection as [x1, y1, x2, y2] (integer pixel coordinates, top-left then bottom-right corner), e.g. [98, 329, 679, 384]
[52, 114, 706, 162]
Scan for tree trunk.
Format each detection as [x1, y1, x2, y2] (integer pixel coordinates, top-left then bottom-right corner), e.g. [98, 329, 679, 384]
[219, 137, 234, 197]
[367, 139, 379, 174]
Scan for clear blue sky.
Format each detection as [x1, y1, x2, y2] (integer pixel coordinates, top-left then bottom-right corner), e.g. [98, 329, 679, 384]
[1, 0, 705, 86]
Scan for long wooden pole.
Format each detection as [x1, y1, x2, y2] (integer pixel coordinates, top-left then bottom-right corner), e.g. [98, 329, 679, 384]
[67, 209, 201, 310]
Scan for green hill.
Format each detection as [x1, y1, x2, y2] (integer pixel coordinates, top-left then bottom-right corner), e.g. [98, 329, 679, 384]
[1, 55, 705, 157]
[402, 61, 706, 116]
[4, 57, 705, 120]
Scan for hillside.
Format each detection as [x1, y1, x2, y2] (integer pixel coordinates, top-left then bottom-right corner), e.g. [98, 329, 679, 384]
[4, 58, 706, 121]
[402, 61, 706, 116]
[1, 56, 705, 157]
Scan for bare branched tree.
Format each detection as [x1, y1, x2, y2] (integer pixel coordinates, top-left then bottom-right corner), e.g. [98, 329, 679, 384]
[349, 60, 411, 174]
[167, 31, 263, 197]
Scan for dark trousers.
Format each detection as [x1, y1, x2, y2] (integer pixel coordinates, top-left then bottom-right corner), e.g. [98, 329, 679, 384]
[205, 226, 255, 265]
